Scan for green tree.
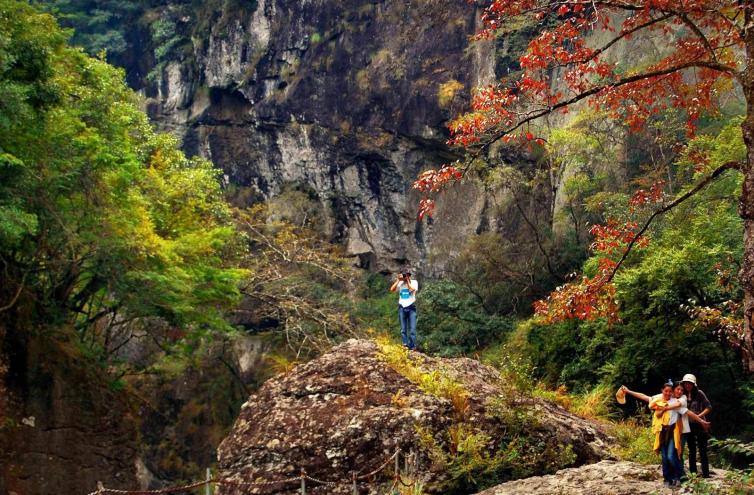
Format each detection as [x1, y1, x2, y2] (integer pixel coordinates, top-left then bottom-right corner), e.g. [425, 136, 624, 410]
[523, 119, 749, 435]
[34, 0, 140, 57]
[0, 0, 244, 353]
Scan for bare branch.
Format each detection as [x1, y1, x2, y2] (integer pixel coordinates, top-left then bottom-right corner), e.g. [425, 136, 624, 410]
[0, 270, 28, 313]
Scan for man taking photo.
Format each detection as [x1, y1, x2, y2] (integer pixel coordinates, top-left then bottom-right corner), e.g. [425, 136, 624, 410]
[390, 269, 418, 350]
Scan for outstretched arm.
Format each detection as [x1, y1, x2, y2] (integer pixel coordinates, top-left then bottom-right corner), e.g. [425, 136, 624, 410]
[622, 386, 651, 403]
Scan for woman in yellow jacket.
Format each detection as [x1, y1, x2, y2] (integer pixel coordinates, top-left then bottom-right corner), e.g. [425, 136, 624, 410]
[649, 382, 684, 486]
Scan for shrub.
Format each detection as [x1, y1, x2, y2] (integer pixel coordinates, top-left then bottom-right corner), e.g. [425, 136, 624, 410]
[611, 417, 657, 465]
[438, 79, 464, 108]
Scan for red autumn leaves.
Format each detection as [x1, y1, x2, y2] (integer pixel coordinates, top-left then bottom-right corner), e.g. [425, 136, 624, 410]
[414, 165, 463, 219]
[413, 0, 741, 324]
[534, 193, 662, 325]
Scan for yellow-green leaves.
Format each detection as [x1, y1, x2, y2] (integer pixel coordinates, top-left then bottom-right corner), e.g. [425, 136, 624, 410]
[0, 0, 243, 341]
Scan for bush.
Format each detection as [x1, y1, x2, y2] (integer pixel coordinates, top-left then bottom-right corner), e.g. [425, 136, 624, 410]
[418, 280, 515, 357]
[611, 417, 657, 465]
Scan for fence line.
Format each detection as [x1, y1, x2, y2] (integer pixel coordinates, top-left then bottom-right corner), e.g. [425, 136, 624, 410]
[88, 448, 417, 495]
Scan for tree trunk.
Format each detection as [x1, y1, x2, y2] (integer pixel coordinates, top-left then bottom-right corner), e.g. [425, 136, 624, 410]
[740, 141, 754, 373]
[739, 21, 754, 372]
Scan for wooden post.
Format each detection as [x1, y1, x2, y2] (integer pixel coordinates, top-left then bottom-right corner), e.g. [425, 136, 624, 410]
[394, 448, 400, 478]
[352, 471, 357, 495]
[300, 469, 306, 495]
[205, 468, 211, 495]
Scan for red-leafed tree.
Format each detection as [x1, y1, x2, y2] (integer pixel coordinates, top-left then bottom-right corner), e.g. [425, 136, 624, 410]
[414, 1, 754, 371]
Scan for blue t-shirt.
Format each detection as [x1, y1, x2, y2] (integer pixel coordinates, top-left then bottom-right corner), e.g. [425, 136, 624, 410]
[397, 280, 418, 308]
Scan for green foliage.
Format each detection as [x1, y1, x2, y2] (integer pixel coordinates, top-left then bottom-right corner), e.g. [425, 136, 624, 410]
[683, 471, 754, 495]
[480, 334, 536, 396]
[0, 0, 244, 352]
[33, 0, 138, 57]
[611, 417, 657, 464]
[518, 118, 751, 437]
[352, 275, 515, 356]
[418, 280, 514, 356]
[353, 272, 397, 331]
[146, 15, 191, 82]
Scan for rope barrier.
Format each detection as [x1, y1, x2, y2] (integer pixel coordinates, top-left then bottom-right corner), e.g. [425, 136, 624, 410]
[303, 474, 340, 486]
[88, 478, 214, 495]
[356, 448, 401, 480]
[88, 447, 417, 494]
[215, 476, 303, 488]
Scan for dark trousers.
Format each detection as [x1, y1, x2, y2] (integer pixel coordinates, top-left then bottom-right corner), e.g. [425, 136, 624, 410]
[687, 428, 709, 477]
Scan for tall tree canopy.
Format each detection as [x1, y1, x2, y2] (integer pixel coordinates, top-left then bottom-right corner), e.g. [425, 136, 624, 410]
[0, 0, 244, 350]
[416, 1, 754, 371]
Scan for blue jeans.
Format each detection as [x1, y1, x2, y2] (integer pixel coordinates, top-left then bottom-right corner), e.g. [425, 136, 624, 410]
[399, 304, 417, 350]
[661, 434, 683, 482]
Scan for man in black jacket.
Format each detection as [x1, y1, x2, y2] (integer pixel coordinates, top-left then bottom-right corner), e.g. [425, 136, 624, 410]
[681, 373, 712, 478]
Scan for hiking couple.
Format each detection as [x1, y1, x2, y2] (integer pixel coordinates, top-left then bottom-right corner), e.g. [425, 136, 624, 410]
[620, 374, 712, 487]
[389, 269, 418, 350]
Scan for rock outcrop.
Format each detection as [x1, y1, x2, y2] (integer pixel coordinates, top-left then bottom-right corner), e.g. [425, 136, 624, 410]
[475, 460, 732, 495]
[216, 339, 612, 494]
[119, 0, 531, 274]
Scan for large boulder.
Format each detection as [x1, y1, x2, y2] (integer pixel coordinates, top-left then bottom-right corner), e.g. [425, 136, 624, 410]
[216, 339, 612, 494]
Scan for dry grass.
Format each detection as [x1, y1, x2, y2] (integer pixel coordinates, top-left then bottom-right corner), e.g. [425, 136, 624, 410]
[266, 353, 300, 375]
[376, 336, 470, 420]
[437, 79, 464, 108]
[531, 382, 657, 465]
[610, 417, 657, 465]
[532, 383, 613, 420]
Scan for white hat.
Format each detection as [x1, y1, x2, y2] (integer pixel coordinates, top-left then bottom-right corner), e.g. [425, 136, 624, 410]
[681, 373, 697, 385]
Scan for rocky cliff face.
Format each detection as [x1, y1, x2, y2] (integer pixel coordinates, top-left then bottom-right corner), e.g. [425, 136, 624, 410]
[0, 324, 140, 495]
[0, 323, 273, 495]
[133, 0, 508, 274]
[216, 339, 612, 494]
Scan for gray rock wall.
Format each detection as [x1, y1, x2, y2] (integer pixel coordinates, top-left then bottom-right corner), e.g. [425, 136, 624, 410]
[141, 0, 500, 274]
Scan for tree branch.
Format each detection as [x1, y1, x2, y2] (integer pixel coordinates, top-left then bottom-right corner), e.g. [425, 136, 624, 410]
[606, 160, 742, 283]
[479, 60, 740, 155]
[0, 270, 28, 313]
[677, 13, 719, 64]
